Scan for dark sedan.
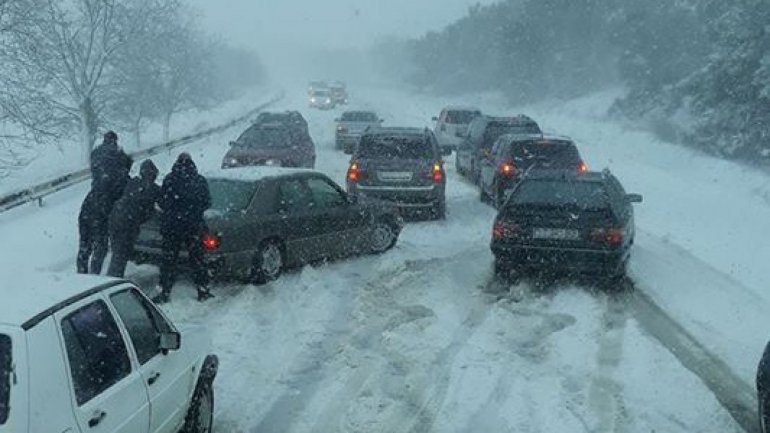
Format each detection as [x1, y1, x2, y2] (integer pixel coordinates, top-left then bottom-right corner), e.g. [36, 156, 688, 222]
[222, 119, 316, 169]
[134, 167, 403, 284]
[490, 169, 642, 283]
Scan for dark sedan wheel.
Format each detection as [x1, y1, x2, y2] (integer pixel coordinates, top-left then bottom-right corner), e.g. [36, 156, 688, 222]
[432, 200, 446, 220]
[369, 222, 398, 254]
[250, 241, 284, 284]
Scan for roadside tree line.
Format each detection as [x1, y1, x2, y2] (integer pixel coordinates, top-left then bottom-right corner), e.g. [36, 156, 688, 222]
[386, 0, 770, 165]
[0, 0, 264, 175]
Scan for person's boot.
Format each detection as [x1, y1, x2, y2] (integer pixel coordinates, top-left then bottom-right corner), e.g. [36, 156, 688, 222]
[197, 286, 214, 302]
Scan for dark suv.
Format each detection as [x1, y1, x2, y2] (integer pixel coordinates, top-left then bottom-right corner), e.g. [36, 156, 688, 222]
[479, 134, 587, 208]
[346, 127, 447, 219]
[222, 118, 316, 169]
[490, 170, 642, 282]
[457, 115, 541, 182]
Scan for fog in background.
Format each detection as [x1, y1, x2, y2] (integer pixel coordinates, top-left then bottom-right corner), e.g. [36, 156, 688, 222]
[188, 0, 497, 85]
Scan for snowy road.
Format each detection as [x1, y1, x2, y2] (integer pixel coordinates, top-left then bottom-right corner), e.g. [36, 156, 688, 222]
[0, 85, 759, 432]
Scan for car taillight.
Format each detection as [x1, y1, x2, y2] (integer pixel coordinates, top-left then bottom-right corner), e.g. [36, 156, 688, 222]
[492, 220, 521, 240]
[347, 162, 361, 182]
[432, 162, 444, 183]
[202, 232, 221, 251]
[590, 228, 624, 246]
[498, 161, 517, 177]
[578, 161, 589, 172]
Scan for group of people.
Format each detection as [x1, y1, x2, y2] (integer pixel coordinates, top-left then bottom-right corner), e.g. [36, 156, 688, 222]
[76, 131, 214, 303]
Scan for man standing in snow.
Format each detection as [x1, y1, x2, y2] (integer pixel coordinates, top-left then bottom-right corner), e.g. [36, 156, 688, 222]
[106, 159, 161, 278]
[77, 131, 133, 274]
[155, 153, 212, 303]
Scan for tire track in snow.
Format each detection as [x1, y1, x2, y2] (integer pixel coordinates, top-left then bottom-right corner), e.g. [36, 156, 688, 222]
[629, 281, 758, 433]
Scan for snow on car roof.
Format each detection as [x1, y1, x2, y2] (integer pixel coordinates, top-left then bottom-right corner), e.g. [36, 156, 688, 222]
[443, 105, 481, 112]
[0, 273, 128, 328]
[204, 166, 316, 183]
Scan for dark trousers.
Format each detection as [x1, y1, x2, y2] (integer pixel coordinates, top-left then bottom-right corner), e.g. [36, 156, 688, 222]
[77, 213, 109, 274]
[107, 228, 138, 278]
[159, 229, 209, 296]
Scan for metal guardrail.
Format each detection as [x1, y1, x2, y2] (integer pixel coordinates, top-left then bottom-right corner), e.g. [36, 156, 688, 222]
[0, 92, 285, 213]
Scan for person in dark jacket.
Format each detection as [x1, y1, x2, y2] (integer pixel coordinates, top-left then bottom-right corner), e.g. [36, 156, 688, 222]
[106, 159, 161, 278]
[155, 153, 212, 303]
[77, 131, 133, 274]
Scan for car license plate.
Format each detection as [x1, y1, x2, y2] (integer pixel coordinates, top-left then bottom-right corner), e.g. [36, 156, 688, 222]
[378, 171, 413, 182]
[533, 228, 579, 240]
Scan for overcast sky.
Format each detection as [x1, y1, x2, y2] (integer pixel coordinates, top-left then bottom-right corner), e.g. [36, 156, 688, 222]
[188, 0, 497, 51]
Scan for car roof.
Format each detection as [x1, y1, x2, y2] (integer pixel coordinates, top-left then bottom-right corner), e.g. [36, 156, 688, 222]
[485, 115, 537, 125]
[442, 105, 481, 112]
[500, 133, 574, 144]
[342, 110, 376, 115]
[0, 273, 129, 329]
[363, 126, 427, 136]
[205, 166, 317, 183]
[522, 170, 606, 182]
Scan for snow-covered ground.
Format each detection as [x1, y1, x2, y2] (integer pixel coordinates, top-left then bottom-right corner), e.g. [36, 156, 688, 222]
[0, 83, 761, 432]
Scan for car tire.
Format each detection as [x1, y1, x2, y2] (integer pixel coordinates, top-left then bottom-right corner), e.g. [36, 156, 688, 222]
[432, 200, 447, 220]
[369, 221, 399, 254]
[182, 381, 214, 433]
[249, 240, 284, 285]
[494, 258, 521, 282]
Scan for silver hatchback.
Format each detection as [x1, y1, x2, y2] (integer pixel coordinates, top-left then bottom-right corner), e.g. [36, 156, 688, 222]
[335, 110, 383, 153]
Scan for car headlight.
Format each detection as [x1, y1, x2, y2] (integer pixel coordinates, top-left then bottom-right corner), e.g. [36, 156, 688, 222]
[265, 159, 281, 166]
[311, 97, 317, 103]
[226, 157, 238, 166]
[325, 98, 331, 104]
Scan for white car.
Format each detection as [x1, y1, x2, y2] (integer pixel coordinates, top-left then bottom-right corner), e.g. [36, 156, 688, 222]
[432, 106, 482, 154]
[0, 274, 218, 433]
[308, 89, 335, 110]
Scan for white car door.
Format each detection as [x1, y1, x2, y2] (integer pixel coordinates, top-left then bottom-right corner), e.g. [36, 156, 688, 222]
[55, 297, 150, 433]
[106, 287, 195, 433]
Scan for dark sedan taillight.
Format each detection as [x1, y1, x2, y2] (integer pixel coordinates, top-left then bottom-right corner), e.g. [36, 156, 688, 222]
[432, 162, 444, 184]
[590, 228, 624, 246]
[498, 160, 518, 177]
[492, 220, 522, 240]
[201, 232, 221, 251]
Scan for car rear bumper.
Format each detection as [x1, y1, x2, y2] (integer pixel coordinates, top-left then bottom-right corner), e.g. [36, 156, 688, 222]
[132, 247, 253, 279]
[491, 244, 627, 275]
[349, 184, 444, 209]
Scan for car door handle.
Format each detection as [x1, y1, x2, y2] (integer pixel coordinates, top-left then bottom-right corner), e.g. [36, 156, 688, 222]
[147, 372, 161, 386]
[88, 410, 106, 428]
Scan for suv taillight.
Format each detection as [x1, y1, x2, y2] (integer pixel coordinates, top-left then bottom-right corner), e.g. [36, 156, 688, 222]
[202, 232, 221, 251]
[590, 228, 623, 246]
[347, 162, 362, 182]
[432, 162, 444, 184]
[578, 161, 589, 172]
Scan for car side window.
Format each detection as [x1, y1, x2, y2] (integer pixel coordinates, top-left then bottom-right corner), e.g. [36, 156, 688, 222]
[307, 177, 348, 209]
[110, 289, 171, 365]
[278, 179, 314, 213]
[61, 300, 132, 406]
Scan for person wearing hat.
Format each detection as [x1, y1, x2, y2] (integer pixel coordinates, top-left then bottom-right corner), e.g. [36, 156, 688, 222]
[77, 131, 133, 274]
[155, 153, 212, 303]
[106, 159, 161, 278]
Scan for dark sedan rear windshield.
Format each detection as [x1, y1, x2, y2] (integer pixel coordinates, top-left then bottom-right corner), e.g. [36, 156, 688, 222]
[0, 334, 10, 425]
[236, 127, 291, 148]
[511, 141, 581, 168]
[445, 110, 480, 124]
[341, 112, 377, 122]
[209, 179, 258, 213]
[358, 135, 433, 159]
[511, 180, 608, 209]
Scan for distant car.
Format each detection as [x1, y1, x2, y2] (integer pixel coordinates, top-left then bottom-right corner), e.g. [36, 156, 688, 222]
[490, 169, 642, 282]
[254, 110, 309, 134]
[335, 110, 383, 153]
[479, 134, 587, 208]
[456, 115, 542, 182]
[0, 274, 218, 433]
[135, 168, 403, 284]
[308, 80, 327, 95]
[309, 89, 335, 110]
[758, 346, 770, 433]
[346, 127, 447, 219]
[432, 106, 482, 154]
[329, 81, 348, 105]
[222, 119, 316, 169]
